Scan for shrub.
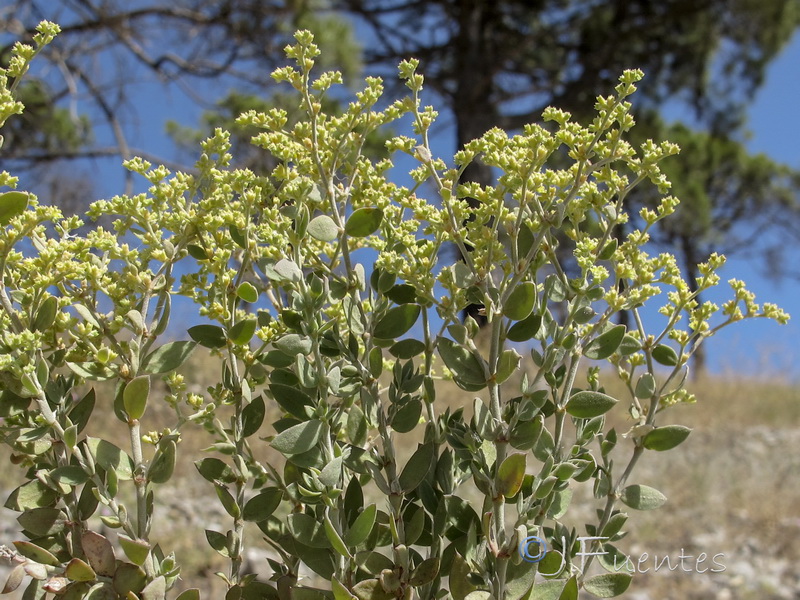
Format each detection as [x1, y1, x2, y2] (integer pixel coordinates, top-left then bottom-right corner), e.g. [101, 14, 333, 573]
[0, 24, 789, 600]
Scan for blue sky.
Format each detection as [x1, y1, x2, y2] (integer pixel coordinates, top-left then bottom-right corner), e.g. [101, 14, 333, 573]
[697, 31, 800, 378]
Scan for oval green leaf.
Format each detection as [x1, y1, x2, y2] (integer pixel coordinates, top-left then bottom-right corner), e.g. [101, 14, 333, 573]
[0, 191, 29, 225]
[229, 318, 257, 345]
[565, 391, 618, 419]
[12, 541, 60, 566]
[243, 488, 282, 522]
[188, 324, 227, 348]
[507, 312, 542, 343]
[32, 296, 58, 332]
[437, 337, 486, 388]
[236, 282, 258, 303]
[140, 341, 196, 374]
[123, 375, 150, 421]
[271, 419, 323, 455]
[584, 325, 626, 360]
[241, 396, 265, 437]
[308, 214, 339, 242]
[642, 425, 692, 451]
[503, 282, 536, 321]
[652, 344, 679, 366]
[497, 453, 526, 498]
[620, 484, 667, 510]
[399, 443, 434, 492]
[147, 440, 176, 484]
[373, 304, 421, 339]
[345, 504, 377, 547]
[582, 573, 632, 597]
[389, 338, 426, 359]
[345, 207, 383, 237]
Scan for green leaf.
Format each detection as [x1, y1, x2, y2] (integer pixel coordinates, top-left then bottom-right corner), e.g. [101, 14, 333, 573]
[582, 573, 632, 597]
[509, 418, 542, 451]
[237, 282, 259, 303]
[148, 440, 176, 484]
[141, 575, 167, 600]
[634, 373, 656, 399]
[86, 438, 134, 480]
[437, 337, 486, 389]
[495, 348, 521, 384]
[0, 191, 29, 225]
[188, 324, 227, 348]
[503, 282, 536, 321]
[584, 325, 626, 360]
[123, 375, 150, 420]
[113, 562, 148, 596]
[565, 391, 617, 419]
[272, 420, 323, 455]
[241, 396, 265, 437]
[140, 341, 196, 374]
[187, 244, 209, 260]
[324, 512, 351, 558]
[449, 553, 476, 600]
[409, 557, 439, 587]
[32, 295, 58, 332]
[507, 312, 542, 343]
[12, 541, 60, 566]
[17, 508, 64, 537]
[505, 559, 537, 600]
[385, 284, 417, 304]
[389, 338, 426, 359]
[527, 578, 572, 600]
[205, 530, 230, 557]
[176, 590, 201, 600]
[50, 465, 89, 486]
[352, 579, 393, 600]
[601, 512, 628, 539]
[642, 425, 692, 451]
[69, 388, 96, 434]
[215, 483, 241, 519]
[497, 454, 526, 498]
[275, 333, 313, 356]
[390, 398, 422, 433]
[618, 335, 641, 355]
[65, 558, 97, 582]
[399, 443, 434, 492]
[345, 504, 376, 547]
[287, 513, 330, 549]
[229, 318, 257, 345]
[346, 404, 368, 447]
[619, 484, 667, 510]
[82, 531, 116, 577]
[308, 215, 339, 241]
[117, 535, 150, 566]
[269, 383, 314, 419]
[243, 488, 282, 522]
[373, 304, 420, 339]
[195, 457, 236, 483]
[652, 344, 679, 366]
[319, 456, 344, 487]
[272, 258, 303, 283]
[345, 207, 383, 237]
[230, 224, 247, 248]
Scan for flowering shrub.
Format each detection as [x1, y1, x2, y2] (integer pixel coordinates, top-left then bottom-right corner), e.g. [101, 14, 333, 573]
[0, 24, 789, 600]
